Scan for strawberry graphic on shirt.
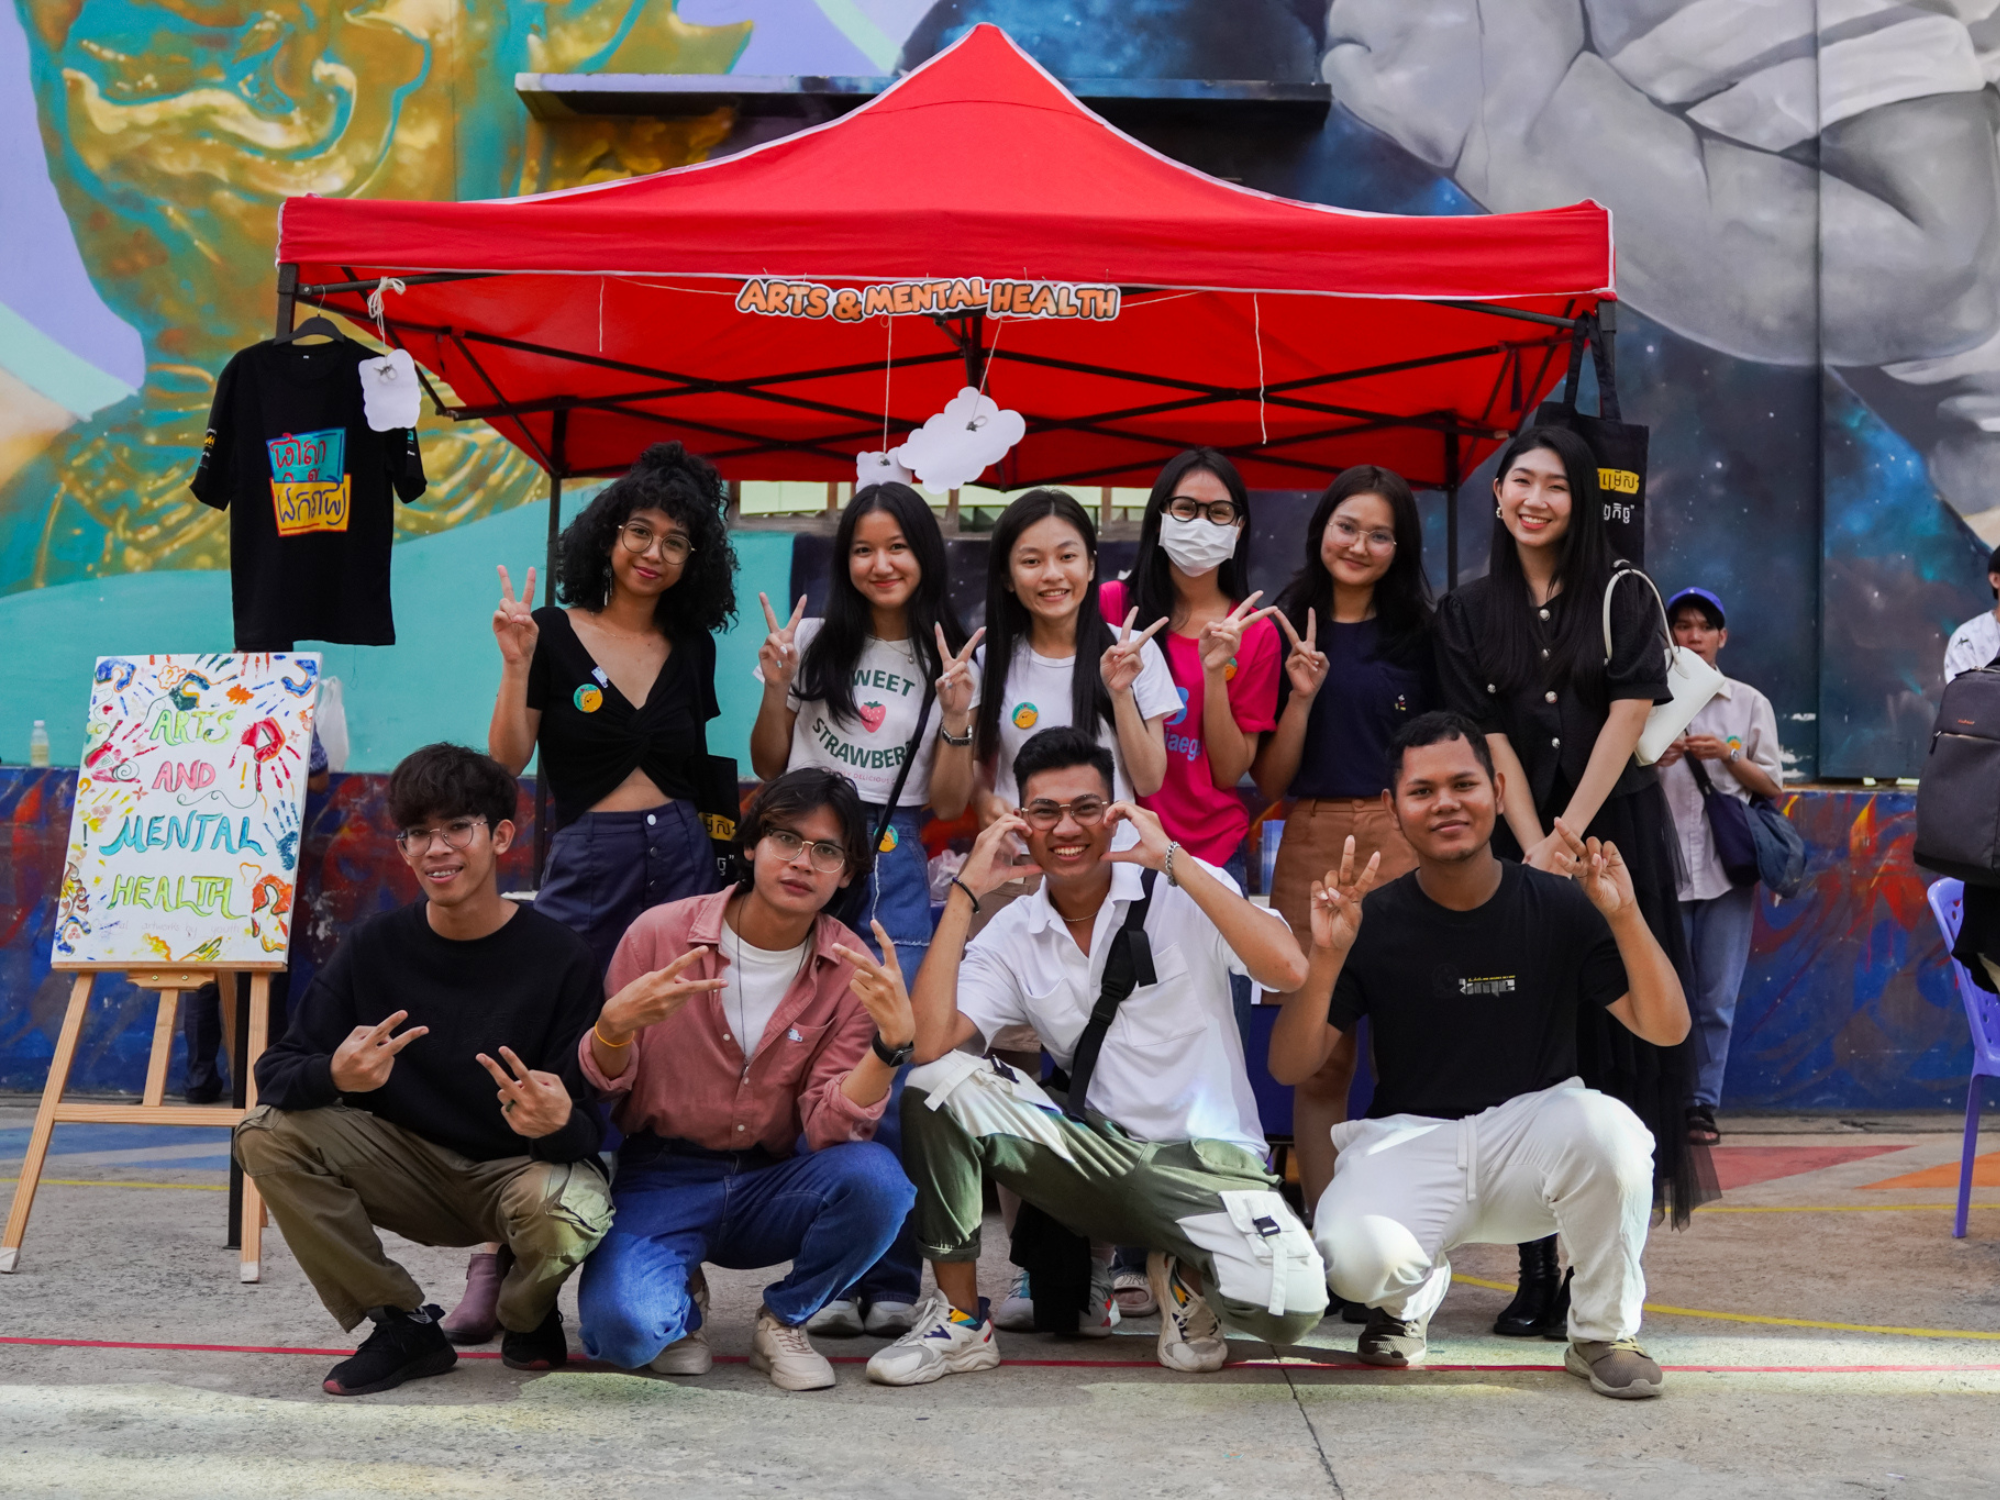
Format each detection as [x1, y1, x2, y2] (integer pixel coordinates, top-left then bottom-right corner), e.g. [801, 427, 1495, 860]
[858, 701, 887, 734]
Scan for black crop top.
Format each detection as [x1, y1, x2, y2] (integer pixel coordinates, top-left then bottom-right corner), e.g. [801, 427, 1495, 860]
[525, 607, 719, 824]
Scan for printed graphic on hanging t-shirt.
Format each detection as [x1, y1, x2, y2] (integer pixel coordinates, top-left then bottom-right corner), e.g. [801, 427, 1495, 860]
[266, 429, 350, 536]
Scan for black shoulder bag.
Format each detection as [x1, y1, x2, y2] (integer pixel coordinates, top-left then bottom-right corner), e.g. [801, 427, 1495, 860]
[825, 679, 936, 933]
[1061, 868, 1160, 1121]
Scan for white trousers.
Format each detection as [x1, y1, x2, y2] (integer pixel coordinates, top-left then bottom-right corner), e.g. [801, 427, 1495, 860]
[1311, 1079, 1656, 1344]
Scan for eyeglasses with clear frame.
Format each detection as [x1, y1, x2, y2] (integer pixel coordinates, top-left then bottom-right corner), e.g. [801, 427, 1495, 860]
[1330, 516, 1397, 552]
[395, 816, 488, 853]
[1021, 796, 1110, 830]
[618, 521, 695, 564]
[764, 827, 849, 873]
[1165, 495, 1241, 526]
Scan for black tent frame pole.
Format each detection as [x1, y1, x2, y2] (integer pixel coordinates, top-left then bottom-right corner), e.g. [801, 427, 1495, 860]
[1445, 431, 1461, 590]
[535, 410, 568, 886]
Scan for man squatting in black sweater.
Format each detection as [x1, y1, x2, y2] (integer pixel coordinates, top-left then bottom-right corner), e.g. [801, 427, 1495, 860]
[234, 743, 619, 1396]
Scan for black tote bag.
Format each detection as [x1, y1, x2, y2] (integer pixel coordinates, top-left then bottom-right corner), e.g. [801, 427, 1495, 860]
[1534, 310, 1650, 568]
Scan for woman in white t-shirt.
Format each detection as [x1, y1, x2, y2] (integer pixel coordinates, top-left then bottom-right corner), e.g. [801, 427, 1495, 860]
[751, 481, 981, 976]
[976, 489, 1180, 820]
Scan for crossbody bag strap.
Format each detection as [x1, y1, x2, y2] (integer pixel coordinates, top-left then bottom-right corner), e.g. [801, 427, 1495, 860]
[868, 677, 936, 851]
[1062, 869, 1159, 1122]
[1684, 750, 1718, 797]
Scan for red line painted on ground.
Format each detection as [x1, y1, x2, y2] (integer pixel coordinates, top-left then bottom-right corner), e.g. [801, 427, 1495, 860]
[2, 1334, 1996, 1376]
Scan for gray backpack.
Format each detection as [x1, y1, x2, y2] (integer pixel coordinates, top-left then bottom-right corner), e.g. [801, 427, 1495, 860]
[1916, 664, 2000, 886]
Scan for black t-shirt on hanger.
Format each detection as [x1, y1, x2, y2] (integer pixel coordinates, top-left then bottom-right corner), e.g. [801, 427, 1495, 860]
[192, 338, 427, 649]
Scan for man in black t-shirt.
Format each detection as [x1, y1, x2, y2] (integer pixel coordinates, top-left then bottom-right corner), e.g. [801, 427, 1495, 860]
[235, 744, 611, 1397]
[1270, 711, 1690, 1400]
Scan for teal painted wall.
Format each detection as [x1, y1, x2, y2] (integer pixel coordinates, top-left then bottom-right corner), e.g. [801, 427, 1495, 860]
[0, 507, 793, 777]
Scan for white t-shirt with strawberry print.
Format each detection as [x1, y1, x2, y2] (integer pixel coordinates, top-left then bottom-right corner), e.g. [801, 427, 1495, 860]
[756, 618, 978, 806]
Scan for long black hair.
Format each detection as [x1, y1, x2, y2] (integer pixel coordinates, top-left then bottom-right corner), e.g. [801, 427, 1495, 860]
[1481, 424, 1621, 697]
[1275, 464, 1433, 664]
[976, 488, 1115, 763]
[1125, 449, 1253, 633]
[795, 482, 968, 726]
[553, 441, 738, 636]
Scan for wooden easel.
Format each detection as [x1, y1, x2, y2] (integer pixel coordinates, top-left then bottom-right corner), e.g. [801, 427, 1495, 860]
[1, 963, 277, 1281]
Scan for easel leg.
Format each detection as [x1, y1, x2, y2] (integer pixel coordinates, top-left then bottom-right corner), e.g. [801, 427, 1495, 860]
[142, 988, 182, 1107]
[239, 973, 270, 1283]
[1, 974, 94, 1273]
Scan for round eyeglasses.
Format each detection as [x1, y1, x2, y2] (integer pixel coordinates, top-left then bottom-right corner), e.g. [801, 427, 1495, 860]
[764, 827, 849, 873]
[1165, 496, 1241, 526]
[1330, 517, 1397, 552]
[618, 521, 694, 564]
[1021, 796, 1110, 830]
[395, 816, 488, 853]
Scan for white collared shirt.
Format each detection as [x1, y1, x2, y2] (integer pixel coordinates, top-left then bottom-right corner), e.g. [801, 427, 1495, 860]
[1658, 675, 1785, 902]
[1945, 610, 2000, 682]
[954, 859, 1276, 1154]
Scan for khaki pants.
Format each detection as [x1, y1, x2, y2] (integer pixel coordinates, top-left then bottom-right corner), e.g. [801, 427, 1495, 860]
[234, 1104, 613, 1332]
[902, 1053, 1327, 1346]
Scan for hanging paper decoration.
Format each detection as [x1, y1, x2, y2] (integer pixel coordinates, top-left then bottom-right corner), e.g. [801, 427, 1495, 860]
[893, 387, 1027, 494]
[856, 450, 915, 489]
[358, 347, 421, 432]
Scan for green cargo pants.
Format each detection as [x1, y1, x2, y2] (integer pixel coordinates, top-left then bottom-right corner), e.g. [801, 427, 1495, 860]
[901, 1051, 1327, 1346]
[234, 1103, 613, 1333]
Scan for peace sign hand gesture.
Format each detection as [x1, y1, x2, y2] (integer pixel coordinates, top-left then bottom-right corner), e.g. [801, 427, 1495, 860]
[1308, 835, 1381, 955]
[1275, 608, 1329, 702]
[1198, 591, 1278, 676]
[329, 1010, 429, 1093]
[1100, 607, 1168, 697]
[832, 921, 917, 1050]
[935, 624, 985, 726]
[758, 593, 809, 695]
[475, 1046, 574, 1139]
[492, 566, 539, 669]
[596, 947, 728, 1044]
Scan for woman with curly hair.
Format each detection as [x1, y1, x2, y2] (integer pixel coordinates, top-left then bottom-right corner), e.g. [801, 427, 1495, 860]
[488, 441, 740, 975]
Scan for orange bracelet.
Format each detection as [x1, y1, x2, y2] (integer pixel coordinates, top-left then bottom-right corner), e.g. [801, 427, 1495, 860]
[592, 1021, 632, 1049]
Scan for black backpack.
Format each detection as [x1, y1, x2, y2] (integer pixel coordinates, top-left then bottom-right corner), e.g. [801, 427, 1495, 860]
[1916, 664, 2000, 886]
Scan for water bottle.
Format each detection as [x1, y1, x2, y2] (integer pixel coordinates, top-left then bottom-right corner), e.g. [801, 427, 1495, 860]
[28, 720, 50, 768]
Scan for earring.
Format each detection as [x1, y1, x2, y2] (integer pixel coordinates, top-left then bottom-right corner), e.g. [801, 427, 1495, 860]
[1495, 506, 1504, 518]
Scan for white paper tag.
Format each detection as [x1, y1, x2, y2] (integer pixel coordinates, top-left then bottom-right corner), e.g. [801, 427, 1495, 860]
[893, 387, 1026, 494]
[358, 347, 422, 431]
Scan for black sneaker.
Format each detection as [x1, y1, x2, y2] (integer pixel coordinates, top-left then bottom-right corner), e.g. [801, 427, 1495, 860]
[501, 1307, 569, 1371]
[323, 1305, 456, 1396]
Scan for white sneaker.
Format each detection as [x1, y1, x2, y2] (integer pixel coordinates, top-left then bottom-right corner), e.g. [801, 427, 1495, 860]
[806, 1297, 865, 1337]
[1146, 1251, 1228, 1373]
[866, 1291, 1001, 1386]
[748, 1306, 836, 1391]
[991, 1266, 1035, 1331]
[1077, 1257, 1121, 1338]
[863, 1299, 919, 1337]
[1112, 1266, 1157, 1318]
[649, 1269, 712, 1376]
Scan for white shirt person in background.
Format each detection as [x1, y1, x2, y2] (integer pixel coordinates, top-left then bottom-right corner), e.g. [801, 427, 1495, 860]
[1654, 588, 1784, 1147]
[1943, 545, 2000, 683]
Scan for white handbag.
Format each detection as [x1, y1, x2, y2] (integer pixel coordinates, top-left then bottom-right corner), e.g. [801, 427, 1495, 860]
[1603, 567, 1723, 766]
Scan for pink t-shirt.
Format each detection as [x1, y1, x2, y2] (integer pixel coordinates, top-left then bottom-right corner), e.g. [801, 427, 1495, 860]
[1100, 580, 1281, 865]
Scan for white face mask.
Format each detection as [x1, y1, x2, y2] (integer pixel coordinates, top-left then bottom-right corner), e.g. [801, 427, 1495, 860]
[1158, 515, 1241, 575]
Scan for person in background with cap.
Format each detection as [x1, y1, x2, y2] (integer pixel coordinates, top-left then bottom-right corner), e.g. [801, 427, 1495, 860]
[1943, 546, 2000, 682]
[1655, 588, 1784, 1146]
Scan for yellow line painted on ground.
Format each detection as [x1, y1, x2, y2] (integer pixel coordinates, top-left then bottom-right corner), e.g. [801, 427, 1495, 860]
[1451, 1273, 2000, 1341]
[0, 1177, 225, 1192]
[1695, 1202, 2000, 1214]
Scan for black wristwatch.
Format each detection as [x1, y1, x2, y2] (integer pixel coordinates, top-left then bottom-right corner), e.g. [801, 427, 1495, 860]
[872, 1032, 916, 1068]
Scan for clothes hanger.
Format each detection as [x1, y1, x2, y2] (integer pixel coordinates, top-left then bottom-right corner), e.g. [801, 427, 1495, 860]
[274, 296, 349, 345]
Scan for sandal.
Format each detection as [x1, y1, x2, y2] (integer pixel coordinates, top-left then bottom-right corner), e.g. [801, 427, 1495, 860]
[1684, 1105, 1721, 1146]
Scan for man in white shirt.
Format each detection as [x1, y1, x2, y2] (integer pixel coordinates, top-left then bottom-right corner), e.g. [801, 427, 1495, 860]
[862, 726, 1326, 1385]
[1944, 548, 2000, 682]
[1656, 589, 1785, 1146]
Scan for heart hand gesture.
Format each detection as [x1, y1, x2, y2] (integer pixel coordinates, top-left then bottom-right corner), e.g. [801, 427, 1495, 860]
[1308, 835, 1381, 955]
[492, 566, 539, 670]
[758, 593, 808, 695]
[961, 809, 1033, 898]
[1198, 591, 1278, 676]
[1100, 608, 1168, 697]
[935, 624, 985, 730]
[1274, 608, 1328, 702]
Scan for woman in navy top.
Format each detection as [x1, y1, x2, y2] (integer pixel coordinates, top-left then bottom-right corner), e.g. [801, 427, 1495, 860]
[1253, 464, 1435, 1221]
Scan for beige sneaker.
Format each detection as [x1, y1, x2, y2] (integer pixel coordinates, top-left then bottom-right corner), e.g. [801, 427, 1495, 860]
[1146, 1252, 1228, 1373]
[649, 1269, 713, 1376]
[1565, 1338, 1664, 1399]
[748, 1306, 836, 1391]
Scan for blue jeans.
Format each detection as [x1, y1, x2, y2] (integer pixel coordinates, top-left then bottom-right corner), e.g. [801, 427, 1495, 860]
[1679, 885, 1758, 1109]
[535, 802, 719, 978]
[578, 1139, 914, 1368]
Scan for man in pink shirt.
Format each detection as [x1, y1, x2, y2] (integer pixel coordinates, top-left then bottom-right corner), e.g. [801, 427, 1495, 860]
[575, 769, 917, 1391]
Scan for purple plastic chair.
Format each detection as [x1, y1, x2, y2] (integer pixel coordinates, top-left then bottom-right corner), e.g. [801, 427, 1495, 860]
[1924, 879, 2000, 1237]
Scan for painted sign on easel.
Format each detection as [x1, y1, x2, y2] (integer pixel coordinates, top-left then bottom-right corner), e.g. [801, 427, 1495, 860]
[54, 653, 321, 967]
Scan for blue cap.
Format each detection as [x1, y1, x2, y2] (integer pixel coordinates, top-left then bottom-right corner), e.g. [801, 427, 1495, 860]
[1665, 587, 1725, 627]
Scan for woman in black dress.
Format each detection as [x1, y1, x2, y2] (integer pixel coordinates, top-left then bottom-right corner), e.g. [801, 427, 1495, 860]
[1434, 425, 1711, 1330]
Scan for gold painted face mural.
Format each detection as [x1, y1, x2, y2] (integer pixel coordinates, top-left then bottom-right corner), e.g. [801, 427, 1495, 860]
[2, 0, 747, 590]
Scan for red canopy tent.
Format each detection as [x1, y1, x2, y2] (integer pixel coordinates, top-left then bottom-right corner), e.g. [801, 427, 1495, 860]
[277, 22, 1613, 500]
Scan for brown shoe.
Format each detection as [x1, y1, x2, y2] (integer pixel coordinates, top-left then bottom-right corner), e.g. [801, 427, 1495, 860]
[1565, 1338, 1664, 1398]
[439, 1247, 512, 1345]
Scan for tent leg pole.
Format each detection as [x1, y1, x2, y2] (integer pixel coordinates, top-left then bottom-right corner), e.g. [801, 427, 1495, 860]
[535, 470, 563, 885]
[1445, 432, 1461, 590]
[274, 264, 297, 339]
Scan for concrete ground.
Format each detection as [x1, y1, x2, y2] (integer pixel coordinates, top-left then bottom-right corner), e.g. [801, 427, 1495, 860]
[2, 1103, 1997, 1499]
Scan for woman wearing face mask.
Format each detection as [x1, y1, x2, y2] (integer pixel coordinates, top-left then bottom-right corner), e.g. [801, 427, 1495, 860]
[1252, 465, 1436, 1229]
[747, 481, 980, 1343]
[1434, 424, 1706, 1334]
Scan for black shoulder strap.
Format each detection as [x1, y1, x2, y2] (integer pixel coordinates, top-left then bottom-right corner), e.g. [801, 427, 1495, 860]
[869, 676, 936, 849]
[1684, 752, 1717, 797]
[1063, 869, 1159, 1122]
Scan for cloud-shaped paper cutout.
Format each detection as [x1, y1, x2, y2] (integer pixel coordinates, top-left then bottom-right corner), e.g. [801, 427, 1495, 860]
[856, 450, 915, 489]
[358, 347, 421, 432]
[893, 386, 1027, 494]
